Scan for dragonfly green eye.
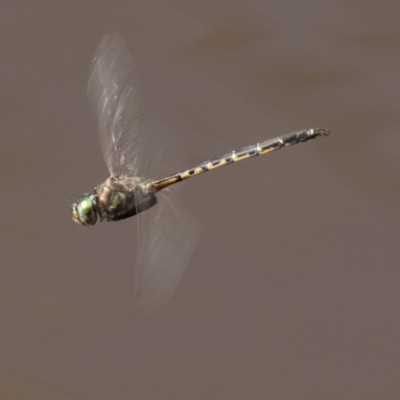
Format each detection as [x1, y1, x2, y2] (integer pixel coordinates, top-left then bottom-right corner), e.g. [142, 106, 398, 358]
[72, 194, 97, 226]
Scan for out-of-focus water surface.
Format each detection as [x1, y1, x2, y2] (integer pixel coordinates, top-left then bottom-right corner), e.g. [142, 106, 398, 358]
[1, 1, 400, 399]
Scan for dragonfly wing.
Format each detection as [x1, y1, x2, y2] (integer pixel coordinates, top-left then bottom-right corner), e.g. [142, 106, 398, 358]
[88, 32, 143, 176]
[134, 191, 201, 313]
[89, 33, 201, 312]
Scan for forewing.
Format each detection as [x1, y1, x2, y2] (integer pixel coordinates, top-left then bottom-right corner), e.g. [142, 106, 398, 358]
[134, 191, 201, 313]
[88, 32, 143, 176]
[89, 33, 201, 312]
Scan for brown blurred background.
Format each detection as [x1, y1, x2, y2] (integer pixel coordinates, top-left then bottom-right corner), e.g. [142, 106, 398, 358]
[1, 1, 400, 399]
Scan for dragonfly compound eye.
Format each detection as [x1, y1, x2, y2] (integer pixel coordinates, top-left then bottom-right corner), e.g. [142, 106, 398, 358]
[72, 195, 97, 226]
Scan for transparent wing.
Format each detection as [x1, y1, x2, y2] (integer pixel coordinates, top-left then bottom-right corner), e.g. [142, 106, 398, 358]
[134, 190, 201, 313]
[88, 32, 143, 176]
[89, 33, 201, 311]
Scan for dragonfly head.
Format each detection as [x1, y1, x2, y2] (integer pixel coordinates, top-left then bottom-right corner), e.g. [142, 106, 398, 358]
[72, 193, 97, 226]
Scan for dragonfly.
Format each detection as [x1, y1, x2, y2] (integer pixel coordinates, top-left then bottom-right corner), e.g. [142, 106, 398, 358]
[72, 32, 330, 311]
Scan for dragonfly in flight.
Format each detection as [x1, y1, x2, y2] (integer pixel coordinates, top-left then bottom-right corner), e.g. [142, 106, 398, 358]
[72, 32, 330, 311]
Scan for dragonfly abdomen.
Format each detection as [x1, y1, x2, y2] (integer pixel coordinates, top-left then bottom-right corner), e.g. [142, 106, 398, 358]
[151, 128, 329, 191]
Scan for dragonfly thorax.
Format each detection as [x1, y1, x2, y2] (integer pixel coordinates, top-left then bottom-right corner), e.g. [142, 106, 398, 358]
[72, 177, 157, 226]
[95, 176, 157, 222]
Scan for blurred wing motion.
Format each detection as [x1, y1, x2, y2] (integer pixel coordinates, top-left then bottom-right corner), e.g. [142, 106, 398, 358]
[88, 32, 143, 177]
[134, 192, 201, 313]
[89, 32, 200, 311]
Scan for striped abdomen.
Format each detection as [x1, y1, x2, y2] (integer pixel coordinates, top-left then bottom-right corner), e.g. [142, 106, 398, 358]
[151, 128, 330, 192]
